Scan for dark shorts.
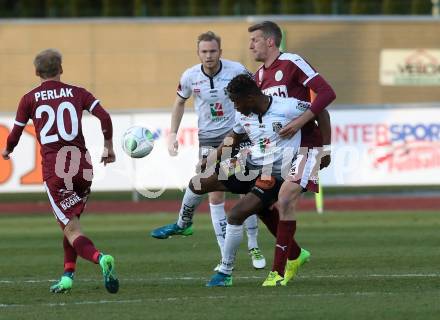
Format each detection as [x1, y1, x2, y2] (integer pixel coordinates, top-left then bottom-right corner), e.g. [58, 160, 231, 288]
[250, 176, 283, 208]
[44, 172, 92, 229]
[217, 157, 282, 208]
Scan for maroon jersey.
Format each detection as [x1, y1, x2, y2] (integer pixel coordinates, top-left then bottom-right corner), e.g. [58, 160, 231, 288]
[10, 80, 100, 180]
[255, 52, 323, 147]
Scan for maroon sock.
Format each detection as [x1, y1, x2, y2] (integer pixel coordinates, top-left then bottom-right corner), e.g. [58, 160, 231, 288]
[72, 236, 101, 264]
[272, 220, 296, 276]
[259, 206, 280, 238]
[287, 221, 301, 260]
[63, 236, 77, 273]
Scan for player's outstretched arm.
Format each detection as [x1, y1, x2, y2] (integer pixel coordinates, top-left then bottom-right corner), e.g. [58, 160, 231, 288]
[316, 110, 331, 169]
[90, 104, 114, 166]
[1, 149, 11, 160]
[168, 96, 187, 156]
[3, 120, 27, 159]
[101, 139, 115, 166]
[279, 75, 336, 138]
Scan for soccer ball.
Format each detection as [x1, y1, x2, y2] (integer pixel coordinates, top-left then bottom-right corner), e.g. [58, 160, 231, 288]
[122, 126, 154, 158]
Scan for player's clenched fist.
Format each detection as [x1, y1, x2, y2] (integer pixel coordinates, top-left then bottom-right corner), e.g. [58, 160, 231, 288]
[168, 133, 179, 156]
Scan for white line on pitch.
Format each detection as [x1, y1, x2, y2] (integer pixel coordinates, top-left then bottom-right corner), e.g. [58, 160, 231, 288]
[0, 273, 438, 284]
[0, 291, 406, 309]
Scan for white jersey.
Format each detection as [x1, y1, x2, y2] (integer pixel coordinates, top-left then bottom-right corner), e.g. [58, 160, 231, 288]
[233, 95, 310, 175]
[177, 59, 248, 144]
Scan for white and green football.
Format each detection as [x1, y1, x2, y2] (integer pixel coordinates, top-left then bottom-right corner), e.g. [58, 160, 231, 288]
[122, 126, 154, 158]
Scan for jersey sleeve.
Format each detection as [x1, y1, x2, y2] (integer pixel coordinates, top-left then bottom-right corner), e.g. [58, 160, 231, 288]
[232, 111, 245, 134]
[14, 95, 31, 127]
[81, 88, 101, 112]
[288, 54, 319, 87]
[285, 98, 311, 119]
[6, 95, 31, 151]
[80, 88, 113, 140]
[237, 62, 251, 76]
[177, 71, 192, 99]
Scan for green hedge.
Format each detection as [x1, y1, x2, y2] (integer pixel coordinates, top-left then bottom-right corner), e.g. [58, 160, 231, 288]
[0, 0, 435, 17]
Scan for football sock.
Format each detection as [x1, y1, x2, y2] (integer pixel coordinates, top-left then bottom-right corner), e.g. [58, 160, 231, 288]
[244, 214, 259, 250]
[63, 236, 77, 273]
[219, 223, 243, 275]
[209, 202, 227, 256]
[259, 207, 279, 238]
[72, 236, 101, 264]
[177, 188, 203, 228]
[272, 220, 296, 276]
[287, 221, 301, 260]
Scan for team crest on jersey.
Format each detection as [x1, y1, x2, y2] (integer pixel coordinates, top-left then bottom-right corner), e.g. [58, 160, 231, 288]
[275, 70, 283, 81]
[210, 103, 224, 119]
[272, 122, 282, 133]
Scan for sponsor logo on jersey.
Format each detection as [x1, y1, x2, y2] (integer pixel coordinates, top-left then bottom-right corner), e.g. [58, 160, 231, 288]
[191, 80, 209, 86]
[217, 77, 233, 82]
[259, 137, 270, 152]
[262, 85, 288, 98]
[272, 122, 282, 133]
[296, 101, 311, 112]
[210, 102, 224, 119]
[59, 192, 82, 210]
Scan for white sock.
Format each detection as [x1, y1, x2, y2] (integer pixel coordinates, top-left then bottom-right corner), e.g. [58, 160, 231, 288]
[244, 214, 259, 250]
[219, 223, 243, 275]
[209, 202, 227, 257]
[177, 188, 203, 228]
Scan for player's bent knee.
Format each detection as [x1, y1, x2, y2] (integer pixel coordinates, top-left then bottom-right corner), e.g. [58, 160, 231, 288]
[188, 180, 204, 195]
[227, 208, 246, 225]
[208, 191, 225, 205]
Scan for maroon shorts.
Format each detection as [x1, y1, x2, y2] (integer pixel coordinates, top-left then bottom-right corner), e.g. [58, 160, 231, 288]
[44, 174, 92, 229]
[286, 147, 321, 193]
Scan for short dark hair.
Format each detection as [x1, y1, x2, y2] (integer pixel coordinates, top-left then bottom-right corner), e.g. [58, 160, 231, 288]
[34, 49, 62, 79]
[248, 21, 282, 48]
[197, 31, 221, 49]
[225, 74, 261, 101]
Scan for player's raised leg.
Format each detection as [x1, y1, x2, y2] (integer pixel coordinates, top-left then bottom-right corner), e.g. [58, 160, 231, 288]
[64, 216, 119, 294]
[151, 171, 228, 239]
[150, 186, 201, 239]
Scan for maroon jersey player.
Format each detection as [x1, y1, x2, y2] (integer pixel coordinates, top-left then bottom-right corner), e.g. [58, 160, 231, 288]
[1, 49, 119, 294]
[248, 21, 336, 286]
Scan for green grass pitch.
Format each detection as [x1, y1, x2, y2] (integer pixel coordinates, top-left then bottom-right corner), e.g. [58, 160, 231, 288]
[0, 211, 439, 320]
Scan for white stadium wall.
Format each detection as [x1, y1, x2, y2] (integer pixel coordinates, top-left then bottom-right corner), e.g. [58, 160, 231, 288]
[0, 106, 439, 193]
